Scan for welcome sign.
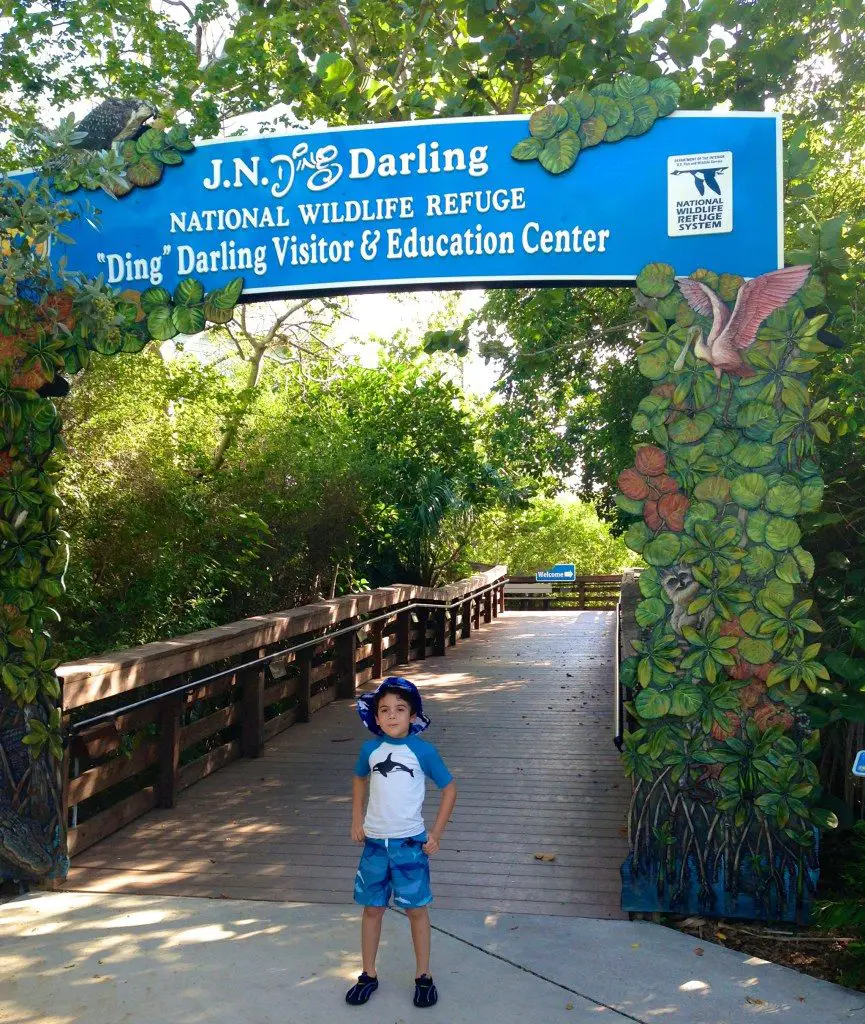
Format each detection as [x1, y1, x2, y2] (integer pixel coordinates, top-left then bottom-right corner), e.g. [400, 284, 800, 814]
[55, 111, 782, 300]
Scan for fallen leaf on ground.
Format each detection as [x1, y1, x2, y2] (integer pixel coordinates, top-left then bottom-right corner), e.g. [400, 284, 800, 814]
[716, 931, 727, 940]
[631, 943, 640, 949]
[565, 1002, 574, 1010]
[745, 996, 766, 1006]
[534, 852, 556, 861]
[693, 947, 704, 956]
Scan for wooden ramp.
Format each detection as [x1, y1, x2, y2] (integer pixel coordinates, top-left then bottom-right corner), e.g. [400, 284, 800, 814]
[64, 611, 629, 918]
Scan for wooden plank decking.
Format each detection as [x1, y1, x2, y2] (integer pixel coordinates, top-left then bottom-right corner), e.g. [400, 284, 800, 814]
[63, 610, 629, 918]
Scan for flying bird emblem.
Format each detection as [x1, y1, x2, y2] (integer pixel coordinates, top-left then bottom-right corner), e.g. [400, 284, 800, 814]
[672, 166, 727, 196]
[674, 265, 812, 379]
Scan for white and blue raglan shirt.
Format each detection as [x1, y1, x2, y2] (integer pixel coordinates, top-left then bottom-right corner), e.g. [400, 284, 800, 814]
[354, 735, 453, 839]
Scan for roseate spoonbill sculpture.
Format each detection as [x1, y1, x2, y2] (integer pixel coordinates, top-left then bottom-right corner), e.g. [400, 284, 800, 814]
[673, 265, 812, 378]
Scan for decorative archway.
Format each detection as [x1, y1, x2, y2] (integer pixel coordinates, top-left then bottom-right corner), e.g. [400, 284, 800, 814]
[1, 74, 829, 920]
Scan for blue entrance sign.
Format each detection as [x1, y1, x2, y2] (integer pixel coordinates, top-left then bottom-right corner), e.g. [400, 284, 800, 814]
[537, 563, 577, 583]
[54, 112, 781, 300]
[853, 750, 865, 777]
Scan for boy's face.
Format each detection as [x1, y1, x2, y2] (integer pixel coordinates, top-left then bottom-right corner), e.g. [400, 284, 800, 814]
[375, 692, 417, 739]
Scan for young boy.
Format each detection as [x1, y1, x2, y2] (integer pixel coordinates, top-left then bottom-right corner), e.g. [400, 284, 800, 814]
[346, 676, 457, 1009]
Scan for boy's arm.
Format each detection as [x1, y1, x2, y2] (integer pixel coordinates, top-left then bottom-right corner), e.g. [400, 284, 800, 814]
[351, 775, 368, 843]
[424, 780, 457, 855]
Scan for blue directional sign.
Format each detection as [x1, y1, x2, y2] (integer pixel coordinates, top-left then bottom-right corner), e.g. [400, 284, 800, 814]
[537, 563, 577, 583]
[853, 750, 865, 777]
[50, 111, 782, 300]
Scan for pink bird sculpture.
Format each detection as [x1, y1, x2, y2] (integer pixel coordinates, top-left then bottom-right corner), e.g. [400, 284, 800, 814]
[674, 265, 812, 378]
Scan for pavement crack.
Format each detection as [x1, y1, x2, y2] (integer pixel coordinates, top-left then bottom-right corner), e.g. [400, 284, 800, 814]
[395, 911, 648, 1023]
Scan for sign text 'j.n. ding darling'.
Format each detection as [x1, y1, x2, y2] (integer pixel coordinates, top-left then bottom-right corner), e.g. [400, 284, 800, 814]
[56, 112, 782, 299]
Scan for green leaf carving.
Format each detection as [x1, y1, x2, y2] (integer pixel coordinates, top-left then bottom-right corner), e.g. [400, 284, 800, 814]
[539, 130, 581, 174]
[636, 597, 666, 627]
[604, 99, 635, 142]
[644, 532, 682, 566]
[210, 277, 244, 309]
[629, 94, 659, 136]
[593, 95, 620, 126]
[765, 482, 802, 516]
[529, 104, 569, 140]
[147, 306, 178, 341]
[511, 137, 542, 161]
[765, 517, 802, 551]
[126, 156, 163, 187]
[738, 637, 774, 665]
[135, 128, 165, 155]
[140, 287, 172, 314]
[174, 278, 205, 307]
[636, 263, 675, 298]
[730, 473, 768, 510]
[566, 86, 595, 119]
[577, 115, 607, 148]
[733, 441, 776, 468]
[625, 521, 652, 554]
[171, 305, 206, 335]
[634, 688, 672, 719]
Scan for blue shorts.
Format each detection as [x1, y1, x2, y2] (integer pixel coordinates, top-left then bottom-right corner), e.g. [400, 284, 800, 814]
[354, 835, 432, 909]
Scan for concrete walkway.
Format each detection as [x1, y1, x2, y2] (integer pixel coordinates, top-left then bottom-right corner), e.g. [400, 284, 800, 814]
[1, 891, 862, 1024]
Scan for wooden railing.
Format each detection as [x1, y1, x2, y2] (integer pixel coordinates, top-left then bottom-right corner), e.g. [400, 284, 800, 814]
[58, 566, 507, 857]
[504, 574, 622, 610]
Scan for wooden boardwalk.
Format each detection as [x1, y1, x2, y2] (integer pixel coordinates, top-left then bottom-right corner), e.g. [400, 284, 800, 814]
[64, 611, 629, 918]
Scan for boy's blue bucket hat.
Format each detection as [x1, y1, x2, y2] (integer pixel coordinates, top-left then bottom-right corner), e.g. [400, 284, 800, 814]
[356, 676, 431, 736]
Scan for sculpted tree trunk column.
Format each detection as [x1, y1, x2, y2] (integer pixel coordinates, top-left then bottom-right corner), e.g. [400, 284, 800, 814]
[618, 262, 832, 922]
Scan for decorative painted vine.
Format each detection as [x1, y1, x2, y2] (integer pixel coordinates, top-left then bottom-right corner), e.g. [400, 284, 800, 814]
[618, 261, 833, 921]
[0, 132, 244, 880]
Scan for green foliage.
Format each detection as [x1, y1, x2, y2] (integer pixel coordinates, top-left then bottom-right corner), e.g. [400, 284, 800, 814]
[466, 495, 633, 577]
[53, 348, 512, 656]
[815, 822, 865, 988]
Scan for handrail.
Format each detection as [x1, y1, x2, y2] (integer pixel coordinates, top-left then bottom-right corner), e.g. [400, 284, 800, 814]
[58, 565, 508, 710]
[67, 581, 504, 736]
[613, 598, 623, 751]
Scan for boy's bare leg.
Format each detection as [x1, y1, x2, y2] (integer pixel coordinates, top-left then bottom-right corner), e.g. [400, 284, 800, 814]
[361, 906, 386, 976]
[404, 906, 431, 977]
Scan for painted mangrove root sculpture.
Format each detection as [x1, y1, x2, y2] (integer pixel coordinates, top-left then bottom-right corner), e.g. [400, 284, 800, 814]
[619, 262, 832, 921]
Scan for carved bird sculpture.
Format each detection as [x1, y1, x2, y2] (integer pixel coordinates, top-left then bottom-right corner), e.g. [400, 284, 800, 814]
[674, 264, 812, 378]
[74, 98, 157, 151]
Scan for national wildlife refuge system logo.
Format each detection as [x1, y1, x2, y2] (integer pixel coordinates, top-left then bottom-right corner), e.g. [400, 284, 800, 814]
[667, 150, 733, 236]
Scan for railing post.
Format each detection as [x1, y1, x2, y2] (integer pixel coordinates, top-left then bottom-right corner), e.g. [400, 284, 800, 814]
[371, 621, 384, 679]
[156, 694, 183, 808]
[396, 609, 411, 665]
[416, 609, 429, 660]
[241, 653, 267, 755]
[483, 589, 492, 623]
[433, 608, 447, 656]
[461, 599, 471, 638]
[448, 604, 458, 646]
[491, 586, 499, 619]
[295, 646, 313, 723]
[472, 595, 481, 630]
[335, 626, 358, 699]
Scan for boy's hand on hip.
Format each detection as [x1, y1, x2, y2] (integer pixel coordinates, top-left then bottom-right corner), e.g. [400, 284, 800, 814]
[423, 833, 440, 855]
[351, 822, 365, 843]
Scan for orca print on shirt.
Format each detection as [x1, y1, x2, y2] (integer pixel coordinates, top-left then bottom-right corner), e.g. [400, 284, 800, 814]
[355, 736, 453, 839]
[372, 753, 414, 778]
